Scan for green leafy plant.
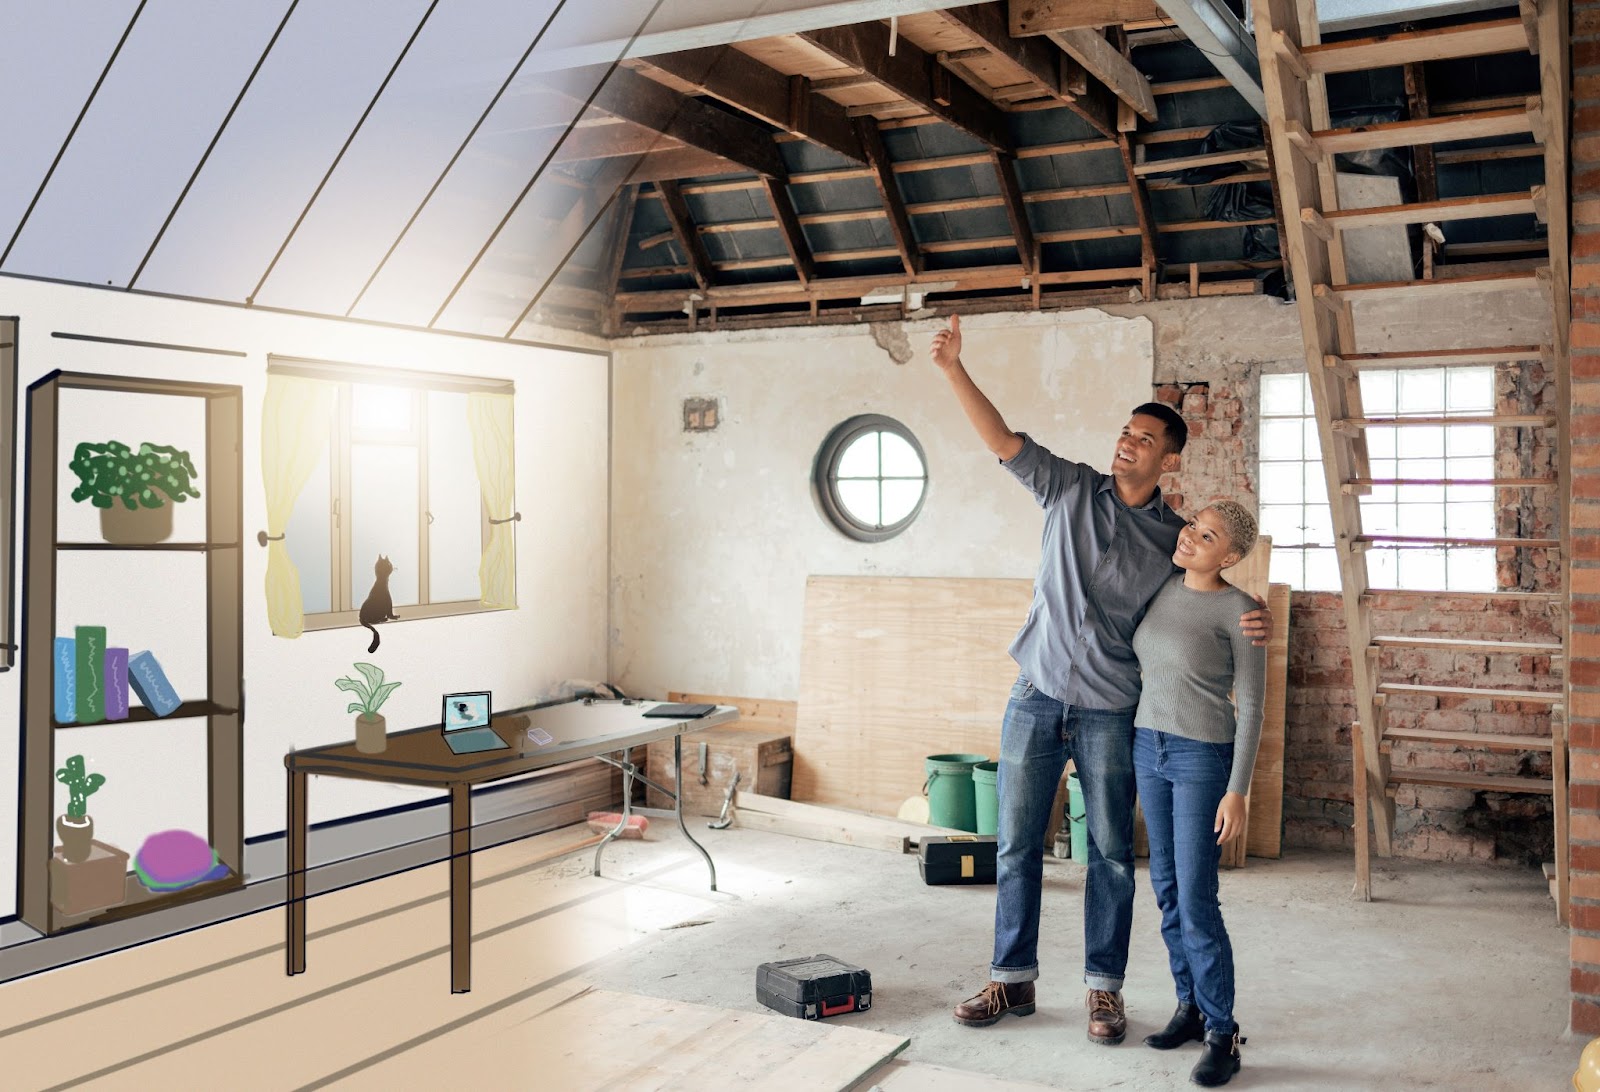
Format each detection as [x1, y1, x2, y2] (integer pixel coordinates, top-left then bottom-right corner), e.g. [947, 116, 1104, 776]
[336, 662, 401, 718]
[68, 440, 201, 510]
[55, 754, 106, 819]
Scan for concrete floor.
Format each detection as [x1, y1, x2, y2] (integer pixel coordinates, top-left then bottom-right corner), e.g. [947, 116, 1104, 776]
[569, 821, 1582, 1091]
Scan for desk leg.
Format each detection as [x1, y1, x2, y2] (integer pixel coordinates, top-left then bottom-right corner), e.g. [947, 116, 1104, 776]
[286, 768, 307, 976]
[450, 783, 472, 993]
[593, 749, 635, 878]
[675, 734, 717, 892]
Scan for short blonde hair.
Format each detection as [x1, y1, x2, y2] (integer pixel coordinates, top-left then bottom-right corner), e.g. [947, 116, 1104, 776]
[1205, 500, 1258, 564]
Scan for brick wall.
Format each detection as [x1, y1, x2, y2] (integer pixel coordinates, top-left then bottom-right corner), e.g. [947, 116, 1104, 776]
[1571, 0, 1600, 1038]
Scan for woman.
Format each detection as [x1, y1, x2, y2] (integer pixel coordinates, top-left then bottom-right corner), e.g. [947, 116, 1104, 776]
[1130, 500, 1265, 1088]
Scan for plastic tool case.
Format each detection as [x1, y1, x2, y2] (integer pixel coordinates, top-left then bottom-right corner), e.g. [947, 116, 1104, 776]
[918, 834, 999, 885]
[756, 954, 872, 1019]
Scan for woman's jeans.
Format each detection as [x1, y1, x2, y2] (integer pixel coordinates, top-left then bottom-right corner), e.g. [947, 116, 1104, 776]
[991, 676, 1137, 991]
[1133, 726, 1238, 1034]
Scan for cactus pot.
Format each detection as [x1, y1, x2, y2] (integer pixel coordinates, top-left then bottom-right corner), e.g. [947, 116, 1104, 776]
[57, 814, 94, 864]
[356, 713, 387, 754]
[100, 500, 173, 545]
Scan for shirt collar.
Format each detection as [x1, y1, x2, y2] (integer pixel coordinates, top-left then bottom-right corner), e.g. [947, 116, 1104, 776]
[1097, 473, 1173, 520]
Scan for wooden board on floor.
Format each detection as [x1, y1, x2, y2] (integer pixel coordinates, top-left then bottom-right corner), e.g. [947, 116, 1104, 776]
[852, 1059, 1059, 1090]
[794, 575, 1031, 816]
[1248, 582, 1291, 860]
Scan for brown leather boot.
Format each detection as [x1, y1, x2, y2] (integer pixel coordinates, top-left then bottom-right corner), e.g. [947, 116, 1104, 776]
[1086, 988, 1127, 1044]
[953, 981, 1036, 1027]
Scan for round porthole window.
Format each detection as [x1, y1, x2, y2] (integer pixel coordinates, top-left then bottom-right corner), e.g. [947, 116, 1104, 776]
[813, 414, 928, 542]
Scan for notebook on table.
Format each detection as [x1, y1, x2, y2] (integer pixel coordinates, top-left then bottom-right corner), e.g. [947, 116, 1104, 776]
[442, 691, 509, 754]
[642, 702, 717, 719]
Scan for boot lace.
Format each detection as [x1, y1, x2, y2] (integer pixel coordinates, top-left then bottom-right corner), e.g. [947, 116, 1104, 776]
[969, 981, 1006, 1015]
[1088, 989, 1123, 1017]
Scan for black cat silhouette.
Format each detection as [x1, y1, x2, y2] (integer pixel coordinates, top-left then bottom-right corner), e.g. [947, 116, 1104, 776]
[359, 555, 398, 653]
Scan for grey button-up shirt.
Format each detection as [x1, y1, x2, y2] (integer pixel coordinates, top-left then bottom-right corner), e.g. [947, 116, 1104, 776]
[1002, 433, 1181, 710]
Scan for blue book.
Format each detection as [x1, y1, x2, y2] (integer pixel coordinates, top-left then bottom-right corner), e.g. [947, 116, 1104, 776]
[127, 650, 181, 717]
[53, 638, 76, 723]
[105, 648, 129, 721]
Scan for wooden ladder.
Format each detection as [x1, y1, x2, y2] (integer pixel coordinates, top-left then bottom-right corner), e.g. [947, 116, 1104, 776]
[1254, 0, 1571, 919]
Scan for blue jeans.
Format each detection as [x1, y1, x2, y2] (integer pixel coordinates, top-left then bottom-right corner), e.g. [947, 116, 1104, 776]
[991, 676, 1136, 991]
[1133, 726, 1237, 1034]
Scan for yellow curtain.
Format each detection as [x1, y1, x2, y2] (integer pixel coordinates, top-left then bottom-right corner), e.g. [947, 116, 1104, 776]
[261, 375, 336, 637]
[467, 391, 517, 608]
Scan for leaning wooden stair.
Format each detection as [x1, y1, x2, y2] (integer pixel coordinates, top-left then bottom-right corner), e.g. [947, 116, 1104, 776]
[1255, 0, 1571, 919]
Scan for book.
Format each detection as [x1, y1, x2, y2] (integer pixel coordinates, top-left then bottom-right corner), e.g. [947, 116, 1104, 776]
[105, 647, 129, 721]
[127, 651, 181, 718]
[53, 638, 76, 724]
[75, 626, 107, 724]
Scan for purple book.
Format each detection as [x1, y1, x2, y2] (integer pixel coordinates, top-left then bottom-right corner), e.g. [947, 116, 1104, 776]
[105, 647, 129, 721]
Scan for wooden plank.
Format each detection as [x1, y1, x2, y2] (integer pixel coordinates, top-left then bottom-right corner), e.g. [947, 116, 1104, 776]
[1300, 18, 1528, 75]
[621, 148, 747, 185]
[1047, 27, 1158, 121]
[1118, 132, 1157, 297]
[1352, 721, 1371, 900]
[1372, 635, 1563, 653]
[553, 121, 683, 162]
[856, 118, 920, 276]
[1318, 191, 1535, 232]
[1333, 413, 1554, 429]
[860, 1059, 1059, 1090]
[1010, 0, 1162, 34]
[1388, 768, 1554, 794]
[1378, 682, 1563, 703]
[656, 181, 715, 291]
[1132, 146, 1269, 176]
[990, 150, 1036, 275]
[1383, 727, 1553, 752]
[1358, 534, 1560, 549]
[1318, 107, 1529, 154]
[1328, 345, 1542, 369]
[761, 176, 816, 286]
[1247, 582, 1290, 860]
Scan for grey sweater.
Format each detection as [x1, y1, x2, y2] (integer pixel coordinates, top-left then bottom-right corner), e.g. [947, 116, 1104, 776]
[1132, 573, 1267, 796]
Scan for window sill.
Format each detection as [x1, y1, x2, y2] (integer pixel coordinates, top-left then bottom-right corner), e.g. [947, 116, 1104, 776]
[300, 600, 515, 632]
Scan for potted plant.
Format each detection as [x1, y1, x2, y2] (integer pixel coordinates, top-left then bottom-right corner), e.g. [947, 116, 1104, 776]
[337, 662, 401, 754]
[55, 754, 105, 863]
[68, 440, 202, 544]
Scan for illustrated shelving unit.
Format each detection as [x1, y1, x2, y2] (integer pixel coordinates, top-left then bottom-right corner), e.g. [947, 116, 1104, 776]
[19, 371, 243, 934]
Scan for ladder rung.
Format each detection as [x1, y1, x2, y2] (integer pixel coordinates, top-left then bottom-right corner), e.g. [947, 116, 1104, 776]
[1344, 478, 1556, 490]
[1332, 414, 1553, 431]
[1324, 346, 1542, 370]
[1371, 635, 1563, 653]
[1300, 18, 1527, 75]
[1378, 682, 1562, 704]
[1318, 270, 1544, 305]
[1383, 727, 1553, 753]
[1315, 191, 1536, 232]
[1388, 768, 1553, 794]
[1311, 108, 1532, 155]
[1363, 589, 1562, 604]
[1356, 534, 1560, 549]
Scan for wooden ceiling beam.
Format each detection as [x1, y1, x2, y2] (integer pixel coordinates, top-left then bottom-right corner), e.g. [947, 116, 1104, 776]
[799, 23, 1012, 151]
[622, 147, 748, 185]
[1046, 27, 1158, 121]
[940, 2, 1117, 138]
[990, 150, 1036, 276]
[855, 118, 921, 275]
[1010, 0, 1163, 33]
[656, 180, 716, 290]
[760, 176, 816, 286]
[553, 122, 684, 162]
[636, 47, 864, 163]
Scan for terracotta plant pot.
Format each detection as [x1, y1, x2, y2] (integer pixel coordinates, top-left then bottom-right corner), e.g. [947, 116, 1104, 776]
[100, 500, 173, 545]
[57, 814, 94, 864]
[356, 713, 387, 754]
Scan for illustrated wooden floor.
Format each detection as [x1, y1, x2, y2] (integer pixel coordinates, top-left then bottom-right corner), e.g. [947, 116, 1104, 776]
[0, 827, 1049, 1090]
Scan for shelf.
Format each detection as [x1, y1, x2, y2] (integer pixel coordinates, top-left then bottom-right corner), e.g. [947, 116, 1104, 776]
[56, 541, 240, 552]
[51, 867, 244, 931]
[54, 700, 240, 729]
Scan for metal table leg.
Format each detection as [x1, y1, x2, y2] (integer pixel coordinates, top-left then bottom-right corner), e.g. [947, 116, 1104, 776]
[286, 767, 307, 976]
[675, 733, 717, 891]
[450, 783, 472, 993]
[594, 749, 635, 877]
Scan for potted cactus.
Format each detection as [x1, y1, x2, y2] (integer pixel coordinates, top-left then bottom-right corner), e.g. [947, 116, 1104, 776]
[55, 754, 105, 863]
[336, 662, 401, 754]
[68, 440, 201, 544]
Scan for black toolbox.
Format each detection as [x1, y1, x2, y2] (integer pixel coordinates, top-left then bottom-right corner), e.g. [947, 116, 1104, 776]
[756, 954, 872, 1019]
[918, 834, 998, 885]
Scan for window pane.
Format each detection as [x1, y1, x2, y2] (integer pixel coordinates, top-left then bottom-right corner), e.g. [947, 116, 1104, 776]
[1260, 373, 1305, 415]
[1269, 547, 1303, 588]
[427, 392, 482, 603]
[1449, 482, 1492, 504]
[1447, 548, 1496, 591]
[1359, 372, 1396, 414]
[352, 384, 413, 433]
[1305, 547, 1341, 591]
[1399, 548, 1447, 588]
[881, 479, 925, 524]
[1447, 424, 1493, 458]
[836, 433, 880, 478]
[879, 430, 924, 478]
[1259, 504, 1304, 545]
[1361, 501, 1399, 535]
[1446, 500, 1493, 537]
[1454, 456, 1494, 479]
[1259, 462, 1303, 504]
[1398, 502, 1445, 537]
[1365, 427, 1395, 459]
[1397, 425, 1444, 459]
[1368, 547, 1398, 588]
[837, 480, 880, 526]
[1304, 462, 1327, 503]
[351, 443, 419, 607]
[1303, 418, 1321, 456]
[1302, 503, 1333, 544]
[1447, 368, 1494, 412]
[1260, 419, 1302, 460]
[286, 433, 332, 614]
[1398, 369, 1445, 413]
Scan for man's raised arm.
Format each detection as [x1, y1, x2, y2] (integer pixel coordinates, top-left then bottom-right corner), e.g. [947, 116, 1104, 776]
[930, 315, 1023, 462]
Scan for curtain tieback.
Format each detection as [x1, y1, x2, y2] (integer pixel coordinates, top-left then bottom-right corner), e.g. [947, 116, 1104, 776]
[489, 512, 522, 525]
[256, 531, 286, 547]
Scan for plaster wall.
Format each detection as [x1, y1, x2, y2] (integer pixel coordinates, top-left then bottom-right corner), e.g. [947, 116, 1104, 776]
[0, 277, 609, 920]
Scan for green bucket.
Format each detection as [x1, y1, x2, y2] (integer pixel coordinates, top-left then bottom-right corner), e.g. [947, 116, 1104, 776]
[925, 753, 988, 832]
[972, 761, 1000, 836]
[1067, 772, 1087, 863]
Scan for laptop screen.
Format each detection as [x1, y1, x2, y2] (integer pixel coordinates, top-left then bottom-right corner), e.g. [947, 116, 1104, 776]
[442, 691, 491, 733]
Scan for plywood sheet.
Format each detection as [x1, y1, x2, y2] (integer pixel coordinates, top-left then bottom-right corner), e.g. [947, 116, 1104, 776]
[1247, 582, 1291, 859]
[794, 575, 1031, 816]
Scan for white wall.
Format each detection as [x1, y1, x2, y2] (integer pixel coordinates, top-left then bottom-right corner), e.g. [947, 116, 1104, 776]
[0, 278, 610, 920]
[609, 309, 1154, 701]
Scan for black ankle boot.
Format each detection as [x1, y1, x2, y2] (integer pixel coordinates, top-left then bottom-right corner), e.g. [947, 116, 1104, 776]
[1143, 1002, 1204, 1049]
[1190, 1028, 1244, 1087]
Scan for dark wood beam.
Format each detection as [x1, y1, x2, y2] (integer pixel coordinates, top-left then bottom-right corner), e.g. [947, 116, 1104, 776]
[623, 147, 746, 184]
[1116, 133, 1159, 298]
[636, 47, 864, 163]
[990, 151, 1035, 276]
[511, 153, 640, 333]
[558, 64, 788, 179]
[600, 184, 639, 333]
[1010, 0, 1163, 33]
[657, 180, 716, 290]
[1403, 63, 1439, 204]
[554, 121, 683, 162]
[856, 119, 920, 275]
[940, 2, 1116, 138]
[760, 176, 815, 286]
[1048, 28, 1158, 121]
[799, 24, 1012, 151]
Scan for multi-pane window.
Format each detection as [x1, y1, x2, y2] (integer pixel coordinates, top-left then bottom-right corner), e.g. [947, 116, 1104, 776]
[1258, 369, 1495, 592]
[813, 415, 929, 543]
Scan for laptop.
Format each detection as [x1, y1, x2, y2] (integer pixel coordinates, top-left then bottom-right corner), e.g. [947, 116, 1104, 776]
[442, 691, 509, 754]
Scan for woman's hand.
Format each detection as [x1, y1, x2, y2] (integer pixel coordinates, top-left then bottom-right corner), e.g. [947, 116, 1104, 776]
[1239, 594, 1272, 647]
[1215, 791, 1247, 845]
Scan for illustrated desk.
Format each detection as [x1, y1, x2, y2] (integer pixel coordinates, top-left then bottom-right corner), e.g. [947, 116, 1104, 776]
[284, 699, 738, 992]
